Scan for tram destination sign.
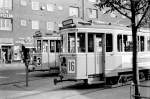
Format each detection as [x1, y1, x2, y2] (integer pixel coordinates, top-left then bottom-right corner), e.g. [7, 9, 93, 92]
[62, 19, 74, 26]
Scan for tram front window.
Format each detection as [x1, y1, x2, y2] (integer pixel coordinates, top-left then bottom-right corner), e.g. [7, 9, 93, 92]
[56, 40, 61, 52]
[37, 40, 42, 53]
[88, 34, 94, 52]
[68, 33, 75, 53]
[77, 33, 85, 53]
[50, 40, 55, 52]
[43, 40, 48, 52]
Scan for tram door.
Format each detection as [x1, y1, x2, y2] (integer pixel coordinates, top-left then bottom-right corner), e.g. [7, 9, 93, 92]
[95, 34, 104, 74]
[42, 40, 49, 66]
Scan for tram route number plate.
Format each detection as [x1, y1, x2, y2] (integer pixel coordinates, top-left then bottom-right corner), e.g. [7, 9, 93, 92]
[68, 59, 75, 73]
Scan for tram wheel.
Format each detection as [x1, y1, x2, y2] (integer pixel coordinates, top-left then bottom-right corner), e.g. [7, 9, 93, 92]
[83, 79, 88, 85]
[139, 72, 145, 81]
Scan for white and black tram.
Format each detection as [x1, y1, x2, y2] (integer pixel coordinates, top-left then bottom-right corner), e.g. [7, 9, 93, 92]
[30, 33, 61, 73]
[54, 18, 150, 85]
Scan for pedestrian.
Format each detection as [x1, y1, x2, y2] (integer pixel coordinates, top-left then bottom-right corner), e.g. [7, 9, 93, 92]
[2, 51, 6, 63]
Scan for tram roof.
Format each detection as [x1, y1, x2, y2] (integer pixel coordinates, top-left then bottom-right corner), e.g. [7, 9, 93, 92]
[34, 34, 61, 40]
[60, 18, 150, 34]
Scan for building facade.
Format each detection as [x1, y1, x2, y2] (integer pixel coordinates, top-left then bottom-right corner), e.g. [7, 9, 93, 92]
[0, 0, 133, 62]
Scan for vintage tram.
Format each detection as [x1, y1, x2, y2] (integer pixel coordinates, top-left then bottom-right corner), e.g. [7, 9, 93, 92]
[30, 33, 61, 73]
[54, 18, 150, 85]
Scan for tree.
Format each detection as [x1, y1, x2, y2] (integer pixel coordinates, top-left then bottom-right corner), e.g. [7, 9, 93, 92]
[96, 0, 150, 98]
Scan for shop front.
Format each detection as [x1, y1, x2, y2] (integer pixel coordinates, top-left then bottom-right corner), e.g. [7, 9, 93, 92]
[0, 38, 14, 63]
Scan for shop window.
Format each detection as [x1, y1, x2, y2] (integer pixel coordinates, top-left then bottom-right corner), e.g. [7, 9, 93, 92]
[69, 6, 79, 17]
[88, 34, 94, 52]
[117, 35, 123, 52]
[0, 18, 12, 31]
[106, 34, 113, 52]
[77, 33, 85, 53]
[68, 33, 75, 53]
[123, 35, 132, 52]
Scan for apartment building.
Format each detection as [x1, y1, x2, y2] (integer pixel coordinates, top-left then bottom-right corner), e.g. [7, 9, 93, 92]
[0, 0, 130, 62]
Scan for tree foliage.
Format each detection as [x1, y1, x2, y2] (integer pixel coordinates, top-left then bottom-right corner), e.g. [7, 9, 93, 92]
[96, 0, 150, 29]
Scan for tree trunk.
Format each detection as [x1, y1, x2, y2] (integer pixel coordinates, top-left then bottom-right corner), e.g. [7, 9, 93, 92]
[131, 1, 140, 99]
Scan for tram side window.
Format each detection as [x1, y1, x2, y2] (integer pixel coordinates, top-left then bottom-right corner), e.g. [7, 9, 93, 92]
[56, 40, 61, 52]
[123, 35, 132, 52]
[147, 37, 150, 51]
[68, 33, 75, 53]
[117, 35, 123, 52]
[50, 40, 55, 52]
[88, 34, 94, 52]
[37, 40, 42, 52]
[77, 33, 85, 53]
[140, 36, 144, 52]
[106, 34, 113, 52]
[43, 40, 48, 52]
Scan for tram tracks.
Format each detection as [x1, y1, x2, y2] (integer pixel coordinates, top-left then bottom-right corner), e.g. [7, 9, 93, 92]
[0, 77, 50, 86]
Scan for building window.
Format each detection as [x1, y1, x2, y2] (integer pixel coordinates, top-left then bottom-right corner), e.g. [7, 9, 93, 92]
[69, 6, 79, 17]
[31, 1, 40, 10]
[47, 4, 54, 12]
[32, 20, 39, 29]
[47, 22, 54, 31]
[88, 8, 98, 19]
[0, 0, 12, 10]
[0, 18, 12, 31]
[20, 0, 27, 6]
[20, 19, 27, 26]
[88, 0, 97, 3]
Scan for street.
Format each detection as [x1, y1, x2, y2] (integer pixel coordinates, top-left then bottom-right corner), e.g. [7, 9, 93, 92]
[0, 63, 150, 99]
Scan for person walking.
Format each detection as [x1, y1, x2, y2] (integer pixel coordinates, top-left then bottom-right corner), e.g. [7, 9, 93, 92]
[2, 51, 6, 63]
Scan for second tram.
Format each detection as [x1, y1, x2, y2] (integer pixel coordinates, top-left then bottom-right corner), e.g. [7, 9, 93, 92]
[54, 18, 150, 85]
[31, 33, 61, 73]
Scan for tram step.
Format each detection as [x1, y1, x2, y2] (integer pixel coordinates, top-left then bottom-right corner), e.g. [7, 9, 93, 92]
[88, 80, 105, 84]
